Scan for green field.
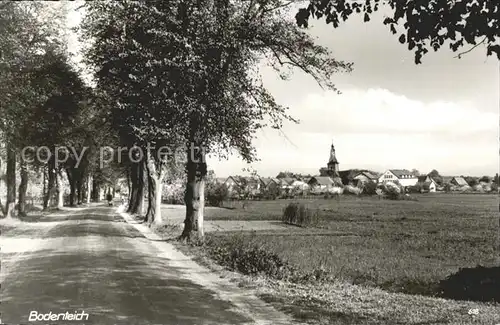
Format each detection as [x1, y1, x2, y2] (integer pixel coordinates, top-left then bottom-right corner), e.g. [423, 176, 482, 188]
[203, 194, 499, 296]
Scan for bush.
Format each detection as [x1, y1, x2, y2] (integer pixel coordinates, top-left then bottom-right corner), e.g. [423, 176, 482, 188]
[361, 181, 377, 195]
[459, 185, 473, 193]
[327, 186, 343, 195]
[491, 182, 499, 193]
[282, 202, 319, 227]
[205, 235, 297, 280]
[203, 235, 333, 283]
[206, 183, 229, 207]
[473, 184, 485, 193]
[343, 184, 361, 195]
[378, 182, 418, 200]
[383, 182, 401, 200]
[163, 181, 184, 204]
[408, 184, 423, 194]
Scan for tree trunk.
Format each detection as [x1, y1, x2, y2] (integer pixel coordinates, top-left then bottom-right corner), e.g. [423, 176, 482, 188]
[5, 142, 16, 218]
[77, 177, 83, 205]
[17, 157, 28, 217]
[181, 141, 207, 240]
[43, 165, 48, 209]
[56, 170, 64, 208]
[127, 164, 137, 212]
[126, 168, 131, 199]
[145, 150, 164, 225]
[44, 158, 58, 209]
[145, 170, 154, 223]
[92, 178, 98, 202]
[196, 177, 205, 237]
[67, 169, 76, 206]
[128, 162, 145, 215]
[86, 175, 92, 203]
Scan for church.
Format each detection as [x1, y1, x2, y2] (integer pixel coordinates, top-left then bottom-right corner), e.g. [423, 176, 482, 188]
[318, 141, 344, 186]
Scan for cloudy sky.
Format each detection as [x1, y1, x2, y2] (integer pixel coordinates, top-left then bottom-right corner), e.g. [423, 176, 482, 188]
[66, 3, 499, 178]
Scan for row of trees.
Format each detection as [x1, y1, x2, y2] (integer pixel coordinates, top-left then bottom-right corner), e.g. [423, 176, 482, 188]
[0, 2, 124, 218]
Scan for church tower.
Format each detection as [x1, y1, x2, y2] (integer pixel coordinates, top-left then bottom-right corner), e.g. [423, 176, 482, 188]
[327, 141, 339, 177]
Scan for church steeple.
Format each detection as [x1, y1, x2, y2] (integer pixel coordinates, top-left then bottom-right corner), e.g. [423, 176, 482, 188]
[327, 140, 339, 177]
[328, 141, 338, 165]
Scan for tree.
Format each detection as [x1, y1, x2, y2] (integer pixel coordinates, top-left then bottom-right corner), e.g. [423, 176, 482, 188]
[428, 169, 443, 185]
[479, 175, 491, 183]
[206, 183, 229, 207]
[361, 181, 377, 195]
[82, 1, 351, 240]
[26, 51, 89, 209]
[277, 171, 293, 179]
[81, 1, 185, 223]
[411, 169, 420, 176]
[297, 1, 500, 64]
[0, 2, 69, 217]
[465, 176, 478, 187]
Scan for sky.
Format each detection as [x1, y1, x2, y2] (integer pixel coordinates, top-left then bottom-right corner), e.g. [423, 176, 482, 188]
[65, 3, 499, 178]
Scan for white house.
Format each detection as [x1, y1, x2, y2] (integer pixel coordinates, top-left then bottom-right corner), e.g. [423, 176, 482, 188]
[378, 169, 418, 187]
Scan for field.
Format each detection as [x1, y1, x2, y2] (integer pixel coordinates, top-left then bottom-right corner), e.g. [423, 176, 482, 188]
[201, 193, 499, 296]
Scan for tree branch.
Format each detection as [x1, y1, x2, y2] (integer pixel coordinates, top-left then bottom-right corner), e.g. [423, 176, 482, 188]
[454, 36, 488, 59]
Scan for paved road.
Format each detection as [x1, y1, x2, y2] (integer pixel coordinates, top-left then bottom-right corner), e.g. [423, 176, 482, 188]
[0, 204, 290, 325]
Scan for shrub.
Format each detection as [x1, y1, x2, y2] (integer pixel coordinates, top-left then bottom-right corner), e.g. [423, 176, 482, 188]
[459, 185, 473, 193]
[205, 235, 297, 280]
[491, 182, 499, 193]
[408, 184, 423, 193]
[206, 183, 229, 207]
[383, 182, 401, 200]
[473, 184, 485, 193]
[361, 181, 377, 195]
[282, 202, 319, 227]
[343, 184, 361, 195]
[203, 235, 334, 284]
[327, 186, 343, 195]
[163, 181, 184, 204]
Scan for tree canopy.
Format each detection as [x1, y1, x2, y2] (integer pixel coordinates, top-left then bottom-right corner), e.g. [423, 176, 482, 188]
[296, 0, 500, 64]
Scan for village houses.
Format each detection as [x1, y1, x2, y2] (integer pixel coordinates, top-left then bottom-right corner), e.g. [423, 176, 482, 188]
[215, 140, 490, 196]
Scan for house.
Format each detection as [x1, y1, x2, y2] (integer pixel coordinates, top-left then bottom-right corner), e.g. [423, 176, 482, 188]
[442, 176, 469, 187]
[242, 176, 261, 194]
[224, 176, 241, 193]
[279, 177, 295, 190]
[259, 177, 279, 191]
[416, 175, 437, 192]
[224, 176, 261, 195]
[353, 171, 379, 185]
[308, 176, 341, 190]
[378, 169, 418, 187]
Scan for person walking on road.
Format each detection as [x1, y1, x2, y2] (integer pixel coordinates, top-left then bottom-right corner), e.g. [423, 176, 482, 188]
[106, 192, 113, 206]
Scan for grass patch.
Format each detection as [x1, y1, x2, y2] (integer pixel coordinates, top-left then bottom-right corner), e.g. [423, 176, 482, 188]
[198, 194, 498, 298]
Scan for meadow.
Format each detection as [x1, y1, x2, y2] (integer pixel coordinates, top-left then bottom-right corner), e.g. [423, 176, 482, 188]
[201, 193, 499, 297]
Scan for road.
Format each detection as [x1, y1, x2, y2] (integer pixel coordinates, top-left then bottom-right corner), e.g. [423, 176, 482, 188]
[0, 204, 292, 325]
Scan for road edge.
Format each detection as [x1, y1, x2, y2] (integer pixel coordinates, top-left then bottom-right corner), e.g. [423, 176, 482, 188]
[115, 204, 297, 325]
